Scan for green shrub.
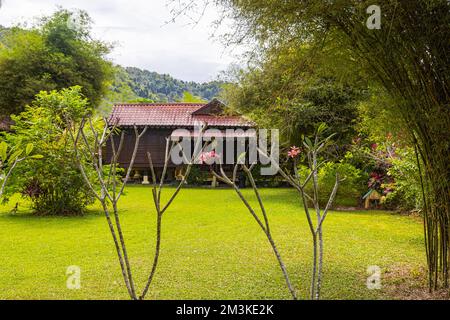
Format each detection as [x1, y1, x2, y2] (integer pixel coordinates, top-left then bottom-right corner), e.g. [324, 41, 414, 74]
[298, 156, 367, 207]
[186, 166, 210, 185]
[4, 86, 96, 215]
[384, 147, 422, 211]
[246, 164, 285, 187]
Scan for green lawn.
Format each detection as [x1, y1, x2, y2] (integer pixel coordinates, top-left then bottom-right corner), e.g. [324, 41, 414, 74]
[0, 186, 425, 300]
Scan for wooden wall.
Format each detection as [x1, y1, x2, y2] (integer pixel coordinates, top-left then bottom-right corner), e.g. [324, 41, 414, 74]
[104, 126, 253, 171]
[104, 128, 174, 169]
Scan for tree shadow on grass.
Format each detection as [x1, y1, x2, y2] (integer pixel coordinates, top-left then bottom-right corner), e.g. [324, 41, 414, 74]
[0, 206, 105, 222]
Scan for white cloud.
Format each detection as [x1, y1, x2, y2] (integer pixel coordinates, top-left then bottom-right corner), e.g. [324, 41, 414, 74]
[0, 0, 241, 82]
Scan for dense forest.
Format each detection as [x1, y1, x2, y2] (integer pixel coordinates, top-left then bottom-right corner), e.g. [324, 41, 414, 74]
[125, 66, 224, 102]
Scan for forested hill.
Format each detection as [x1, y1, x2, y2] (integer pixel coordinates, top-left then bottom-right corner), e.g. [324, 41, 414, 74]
[125, 67, 224, 102]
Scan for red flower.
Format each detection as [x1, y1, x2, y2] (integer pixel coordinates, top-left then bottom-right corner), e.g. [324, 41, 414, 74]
[288, 146, 301, 158]
[199, 151, 219, 164]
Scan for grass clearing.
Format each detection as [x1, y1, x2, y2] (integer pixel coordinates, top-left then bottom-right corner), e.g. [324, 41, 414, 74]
[0, 186, 425, 299]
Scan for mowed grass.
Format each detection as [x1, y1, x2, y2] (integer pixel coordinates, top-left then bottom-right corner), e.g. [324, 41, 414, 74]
[0, 186, 425, 300]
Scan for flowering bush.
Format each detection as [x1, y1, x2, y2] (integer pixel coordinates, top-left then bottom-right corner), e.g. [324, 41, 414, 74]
[368, 170, 393, 193]
[350, 133, 423, 211]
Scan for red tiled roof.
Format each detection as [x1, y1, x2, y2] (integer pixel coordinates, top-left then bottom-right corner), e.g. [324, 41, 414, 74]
[171, 130, 256, 138]
[109, 103, 253, 128]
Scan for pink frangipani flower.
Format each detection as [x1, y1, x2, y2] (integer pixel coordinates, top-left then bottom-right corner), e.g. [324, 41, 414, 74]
[288, 146, 301, 158]
[199, 151, 219, 164]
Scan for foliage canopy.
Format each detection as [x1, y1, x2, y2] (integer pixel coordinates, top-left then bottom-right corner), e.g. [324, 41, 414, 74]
[0, 9, 113, 116]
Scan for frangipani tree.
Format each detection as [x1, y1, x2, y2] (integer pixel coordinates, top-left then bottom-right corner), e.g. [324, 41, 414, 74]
[202, 124, 340, 300]
[68, 113, 207, 300]
[68, 116, 147, 299]
[255, 123, 343, 300]
[210, 161, 298, 300]
[287, 124, 343, 300]
[140, 123, 207, 299]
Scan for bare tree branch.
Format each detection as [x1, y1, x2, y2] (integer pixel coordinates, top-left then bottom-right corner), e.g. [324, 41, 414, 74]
[68, 116, 149, 300]
[139, 122, 207, 300]
[210, 163, 298, 300]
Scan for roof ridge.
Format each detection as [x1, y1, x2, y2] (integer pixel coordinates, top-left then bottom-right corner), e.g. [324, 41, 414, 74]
[114, 103, 206, 107]
[109, 102, 254, 127]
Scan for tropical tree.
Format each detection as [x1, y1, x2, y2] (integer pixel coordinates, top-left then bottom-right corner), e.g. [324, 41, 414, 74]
[177, 91, 207, 103]
[0, 9, 113, 116]
[221, 43, 366, 150]
[210, 161, 298, 299]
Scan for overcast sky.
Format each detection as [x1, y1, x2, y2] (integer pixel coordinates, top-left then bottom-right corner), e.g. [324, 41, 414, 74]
[0, 0, 240, 82]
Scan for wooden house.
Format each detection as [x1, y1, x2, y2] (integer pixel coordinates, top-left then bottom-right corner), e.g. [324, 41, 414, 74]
[106, 99, 254, 184]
